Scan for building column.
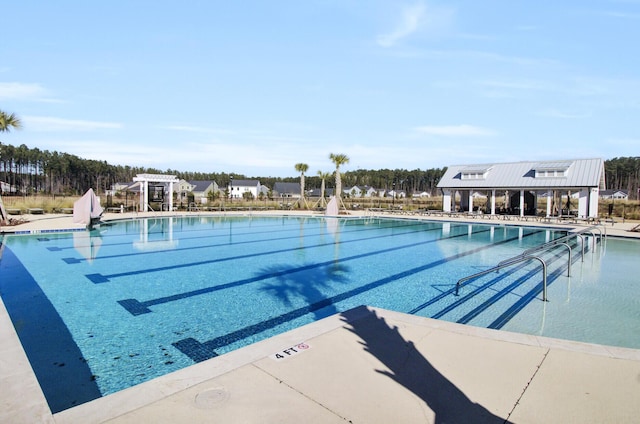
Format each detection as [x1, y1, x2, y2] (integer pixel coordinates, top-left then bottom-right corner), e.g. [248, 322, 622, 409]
[589, 187, 600, 218]
[143, 180, 149, 212]
[491, 189, 496, 215]
[442, 190, 452, 212]
[468, 191, 474, 213]
[520, 190, 525, 217]
[169, 181, 174, 211]
[546, 192, 552, 217]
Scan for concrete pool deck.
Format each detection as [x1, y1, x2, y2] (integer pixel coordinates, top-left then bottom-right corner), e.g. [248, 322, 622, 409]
[2, 211, 640, 423]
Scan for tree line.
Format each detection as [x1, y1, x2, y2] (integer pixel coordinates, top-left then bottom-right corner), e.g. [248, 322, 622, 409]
[0, 142, 447, 196]
[0, 141, 637, 199]
[604, 157, 640, 198]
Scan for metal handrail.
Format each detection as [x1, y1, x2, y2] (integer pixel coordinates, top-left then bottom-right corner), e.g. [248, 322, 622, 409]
[500, 242, 572, 277]
[455, 255, 549, 301]
[499, 224, 604, 270]
[453, 224, 605, 305]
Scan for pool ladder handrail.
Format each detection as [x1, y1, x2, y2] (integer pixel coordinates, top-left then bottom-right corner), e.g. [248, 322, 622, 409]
[454, 224, 605, 303]
[455, 255, 549, 301]
[500, 241, 573, 276]
[500, 224, 605, 270]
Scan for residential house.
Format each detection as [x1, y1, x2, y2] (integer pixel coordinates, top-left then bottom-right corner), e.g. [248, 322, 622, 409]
[230, 179, 261, 200]
[599, 190, 629, 200]
[308, 188, 334, 198]
[273, 182, 301, 198]
[387, 189, 407, 198]
[107, 182, 134, 196]
[174, 180, 196, 204]
[413, 191, 432, 198]
[344, 185, 378, 198]
[190, 180, 219, 204]
[1, 181, 15, 194]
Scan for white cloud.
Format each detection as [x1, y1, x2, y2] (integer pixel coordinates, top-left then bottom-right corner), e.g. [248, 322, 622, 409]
[23, 116, 123, 131]
[602, 10, 640, 19]
[377, 2, 427, 47]
[515, 25, 539, 31]
[413, 124, 496, 137]
[164, 125, 236, 135]
[479, 79, 556, 92]
[376, 2, 456, 48]
[0, 82, 59, 102]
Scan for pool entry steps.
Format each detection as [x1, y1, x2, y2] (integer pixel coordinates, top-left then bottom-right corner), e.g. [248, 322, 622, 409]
[454, 225, 606, 310]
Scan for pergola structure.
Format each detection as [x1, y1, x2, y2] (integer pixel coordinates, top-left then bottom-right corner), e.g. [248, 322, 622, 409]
[132, 173, 180, 212]
[437, 158, 605, 218]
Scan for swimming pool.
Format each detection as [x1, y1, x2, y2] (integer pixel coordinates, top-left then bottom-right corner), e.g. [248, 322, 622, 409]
[1, 215, 638, 412]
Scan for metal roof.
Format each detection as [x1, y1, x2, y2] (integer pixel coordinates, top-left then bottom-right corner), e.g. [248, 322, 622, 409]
[188, 180, 215, 192]
[437, 158, 605, 190]
[230, 179, 260, 186]
[461, 165, 493, 173]
[273, 182, 301, 194]
[532, 161, 573, 171]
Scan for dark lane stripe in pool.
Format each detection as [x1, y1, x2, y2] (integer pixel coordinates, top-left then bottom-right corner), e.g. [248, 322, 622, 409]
[172, 230, 542, 362]
[117, 225, 478, 315]
[63, 219, 432, 264]
[86, 222, 446, 283]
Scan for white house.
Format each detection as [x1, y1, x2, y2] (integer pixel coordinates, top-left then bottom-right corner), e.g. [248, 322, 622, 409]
[599, 190, 628, 200]
[413, 191, 432, 198]
[387, 189, 406, 198]
[230, 179, 261, 200]
[344, 185, 378, 198]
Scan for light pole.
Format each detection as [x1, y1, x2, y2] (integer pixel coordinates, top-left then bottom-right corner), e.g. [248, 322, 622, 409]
[229, 176, 233, 203]
[392, 182, 396, 208]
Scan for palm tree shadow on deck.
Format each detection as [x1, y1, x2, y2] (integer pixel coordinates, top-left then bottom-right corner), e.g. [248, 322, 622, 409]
[341, 307, 511, 424]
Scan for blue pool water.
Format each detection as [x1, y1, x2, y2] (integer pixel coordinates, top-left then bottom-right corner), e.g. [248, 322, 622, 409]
[1, 216, 638, 412]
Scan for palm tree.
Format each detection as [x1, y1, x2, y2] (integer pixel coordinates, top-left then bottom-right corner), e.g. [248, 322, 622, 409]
[317, 170, 331, 207]
[0, 110, 22, 133]
[329, 153, 349, 200]
[294, 163, 309, 207]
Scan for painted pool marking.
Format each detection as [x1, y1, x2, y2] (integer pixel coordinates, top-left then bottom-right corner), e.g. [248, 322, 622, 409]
[85, 221, 441, 283]
[171, 230, 545, 363]
[270, 343, 311, 360]
[118, 226, 489, 316]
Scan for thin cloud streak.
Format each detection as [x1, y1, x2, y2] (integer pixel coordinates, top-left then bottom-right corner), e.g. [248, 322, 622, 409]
[377, 2, 426, 47]
[414, 124, 496, 137]
[0, 82, 58, 102]
[24, 116, 123, 131]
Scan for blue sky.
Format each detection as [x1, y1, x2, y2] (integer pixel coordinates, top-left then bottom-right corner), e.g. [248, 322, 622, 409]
[2, 1, 639, 178]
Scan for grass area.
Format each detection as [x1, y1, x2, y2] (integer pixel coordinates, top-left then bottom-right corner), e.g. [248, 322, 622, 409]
[1, 195, 639, 220]
[2, 195, 78, 213]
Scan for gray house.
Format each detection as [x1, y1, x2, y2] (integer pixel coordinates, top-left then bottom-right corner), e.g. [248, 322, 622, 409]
[189, 180, 219, 203]
[437, 158, 605, 218]
[273, 182, 301, 198]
